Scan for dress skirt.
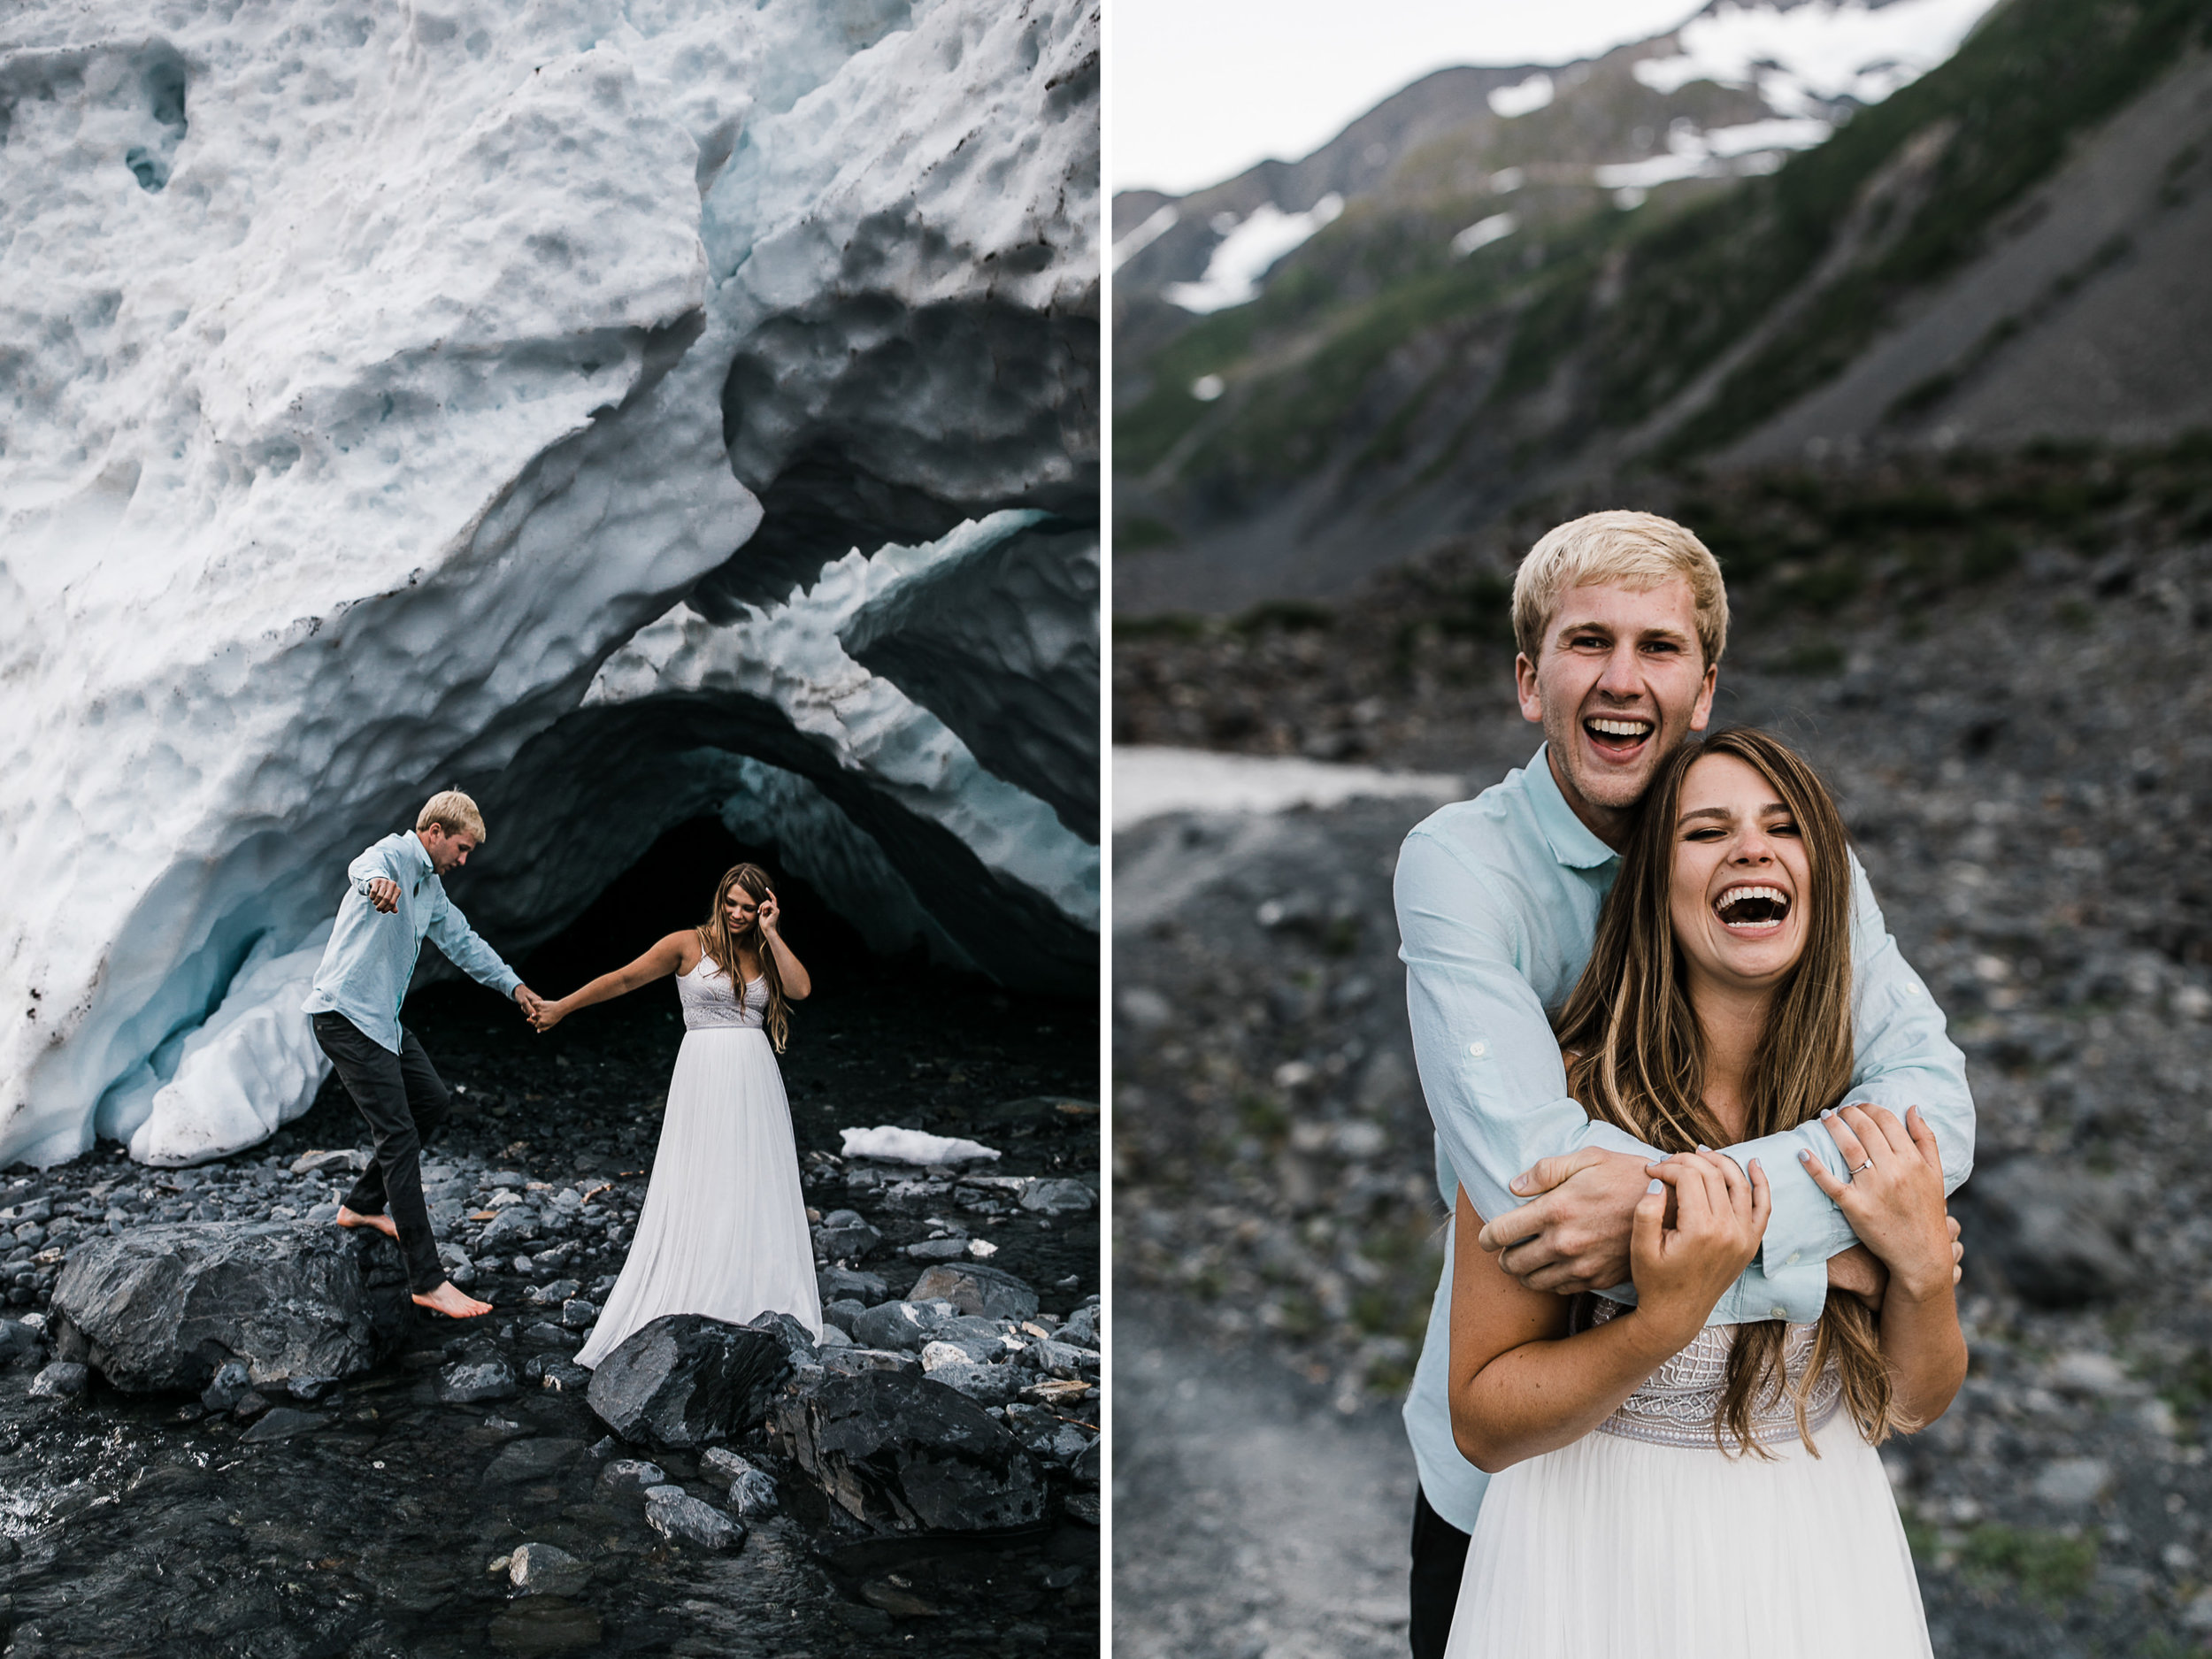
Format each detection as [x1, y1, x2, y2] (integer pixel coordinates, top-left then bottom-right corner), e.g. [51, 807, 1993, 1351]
[575, 1025, 823, 1367]
[1445, 1409, 1933, 1658]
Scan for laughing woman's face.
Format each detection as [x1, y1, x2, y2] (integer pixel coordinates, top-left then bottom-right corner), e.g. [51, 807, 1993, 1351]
[725, 888, 758, 933]
[1668, 752, 1812, 998]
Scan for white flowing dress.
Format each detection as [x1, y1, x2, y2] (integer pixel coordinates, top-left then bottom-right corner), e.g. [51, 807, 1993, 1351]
[1446, 1300, 1933, 1658]
[574, 958, 823, 1366]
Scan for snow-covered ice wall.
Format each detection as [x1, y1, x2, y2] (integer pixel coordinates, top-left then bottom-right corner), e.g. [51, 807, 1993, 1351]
[0, 0, 1100, 1167]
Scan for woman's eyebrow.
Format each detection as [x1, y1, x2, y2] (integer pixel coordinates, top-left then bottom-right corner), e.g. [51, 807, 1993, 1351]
[1676, 806, 1732, 826]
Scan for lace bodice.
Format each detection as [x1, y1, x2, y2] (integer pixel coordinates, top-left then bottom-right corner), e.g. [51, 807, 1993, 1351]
[1581, 1296, 1842, 1449]
[677, 957, 767, 1031]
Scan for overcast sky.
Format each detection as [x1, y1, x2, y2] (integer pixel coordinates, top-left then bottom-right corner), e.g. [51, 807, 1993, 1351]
[1111, 0, 1708, 196]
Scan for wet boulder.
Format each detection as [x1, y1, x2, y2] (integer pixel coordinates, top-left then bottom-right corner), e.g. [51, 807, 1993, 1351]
[508, 1542, 590, 1597]
[586, 1315, 794, 1450]
[774, 1369, 1048, 1533]
[644, 1486, 746, 1550]
[909, 1263, 1041, 1321]
[49, 1221, 408, 1394]
[701, 1447, 780, 1518]
[814, 1210, 884, 1262]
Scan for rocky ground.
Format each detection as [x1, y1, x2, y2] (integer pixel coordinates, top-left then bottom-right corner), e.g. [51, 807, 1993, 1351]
[0, 971, 1100, 1657]
[1114, 453, 2212, 1655]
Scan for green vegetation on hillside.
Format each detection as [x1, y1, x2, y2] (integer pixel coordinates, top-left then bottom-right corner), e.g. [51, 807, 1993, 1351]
[1117, 0, 2212, 511]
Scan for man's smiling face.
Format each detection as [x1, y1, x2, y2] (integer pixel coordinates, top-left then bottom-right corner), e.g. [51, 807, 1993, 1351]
[1515, 577, 1717, 843]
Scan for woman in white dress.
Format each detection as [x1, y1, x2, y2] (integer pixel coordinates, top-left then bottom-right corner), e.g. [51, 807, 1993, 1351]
[529, 862, 824, 1363]
[1445, 728, 1966, 1658]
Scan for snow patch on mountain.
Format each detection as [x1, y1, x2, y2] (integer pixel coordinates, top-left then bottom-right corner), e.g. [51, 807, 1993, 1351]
[1164, 193, 1345, 314]
[1635, 0, 2004, 114]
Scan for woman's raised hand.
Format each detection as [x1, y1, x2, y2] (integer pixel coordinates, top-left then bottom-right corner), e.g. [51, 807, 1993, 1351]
[757, 890, 781, 935]
[1630, 1149, 1770, 1345]
[1801, 1105, 1954, 1301]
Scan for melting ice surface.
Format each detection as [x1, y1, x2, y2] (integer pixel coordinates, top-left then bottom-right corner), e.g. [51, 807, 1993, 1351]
[0, 0, 1099, 1168]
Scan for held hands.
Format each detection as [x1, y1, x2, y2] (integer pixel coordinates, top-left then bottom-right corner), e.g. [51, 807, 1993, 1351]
[366, 878, 400, 914]
[526, 993, 567, 1034]
[1631, 1150, 1772, 1346]
[1800, 1105, 1955, 1302]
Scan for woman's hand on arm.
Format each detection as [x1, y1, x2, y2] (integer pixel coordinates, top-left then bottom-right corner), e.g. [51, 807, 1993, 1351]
[530, 933, 690, 1034]
[1801, 1105, 1968, 1424]
[757, 891, 811, 1000]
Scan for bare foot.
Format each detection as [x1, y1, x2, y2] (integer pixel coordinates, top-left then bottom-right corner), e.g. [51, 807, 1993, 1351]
[334, 1207, 399, 1240]
[411, 1280, 493, 1319]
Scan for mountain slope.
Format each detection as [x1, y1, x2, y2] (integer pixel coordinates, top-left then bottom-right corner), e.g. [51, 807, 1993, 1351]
[1115, 0, 2212, 616]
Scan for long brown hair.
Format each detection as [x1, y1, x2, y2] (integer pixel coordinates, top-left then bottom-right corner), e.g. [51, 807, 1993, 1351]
[696, 864, 792, 1051]
[1554, 727, 1904, 1455]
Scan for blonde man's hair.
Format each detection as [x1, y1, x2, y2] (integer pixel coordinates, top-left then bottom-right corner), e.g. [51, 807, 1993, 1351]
[1511, 511, 1729, 667]
[416, 790, 487, 842]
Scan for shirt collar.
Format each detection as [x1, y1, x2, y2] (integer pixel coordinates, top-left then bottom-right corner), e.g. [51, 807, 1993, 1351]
[402, 831, 434, 877]
[1524, 742, 1618, 871]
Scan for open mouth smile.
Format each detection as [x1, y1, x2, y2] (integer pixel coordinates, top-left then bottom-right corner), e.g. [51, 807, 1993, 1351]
[1583, 716, 1654, 757]
[1714, 884, 1791, 932]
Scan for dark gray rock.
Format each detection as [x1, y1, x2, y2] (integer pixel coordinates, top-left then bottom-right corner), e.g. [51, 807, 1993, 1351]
[27, 1361, 87, 1400]
[49, 1221, 407, 1394]
[534, 1358, 590, 1394]
[1059, 1301, 1099, 1348]
[817, 1266, 888, 1305]
[231, 1389, 273, 1419]
[743, 1310, 819, 1371]
[774, 1369, 1048, 1533]
[643, 1485, 745, 1550]
[478, 1208, 541, 1250]
[437, 1356, 518, 1404]
[816, 1210, 884, 1262]
[849, 1300, 953, 1353]
[487, 1437, 586, 1484]
[909, 1263, 1041, 1321]
[558, 1299, 597, 1330]
[241, 1407, 330, 1442]
[201, 1360, 250, 1413]
[920, 1355, 1021, 1406]
[700, 1447, 780, 1517]
[1018, 1179, 1094, 1216]
[585, 1315, 794, 1450]
[1957, 1159, 2136, 1308]
[903, 1237, 970, 1262]
[0, 1318, 42, 1369]
[507, 1541, 590, 1597]
[595, 1457, 665, 1497]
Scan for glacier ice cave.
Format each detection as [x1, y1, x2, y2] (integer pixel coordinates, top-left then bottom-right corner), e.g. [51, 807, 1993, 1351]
[0, 0, 1100, 1166]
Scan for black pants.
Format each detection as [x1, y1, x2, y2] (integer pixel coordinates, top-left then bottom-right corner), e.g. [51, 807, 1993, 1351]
[310, 1012, 449, 1294]
[1409, 1486, 1472, 1659]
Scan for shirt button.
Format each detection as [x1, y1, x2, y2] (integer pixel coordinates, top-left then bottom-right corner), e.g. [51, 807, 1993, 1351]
[1786, 1252, 1801, 1265]
[1770, 1306, 1788, 1318]
[1468, 1042, 1487, 1058]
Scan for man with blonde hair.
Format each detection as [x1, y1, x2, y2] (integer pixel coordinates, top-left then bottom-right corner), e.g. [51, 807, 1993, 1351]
[1394, 511, 1973, 1655]
[303, 790, 544, 1320]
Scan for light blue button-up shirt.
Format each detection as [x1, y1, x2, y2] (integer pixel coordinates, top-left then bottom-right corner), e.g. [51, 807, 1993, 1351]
[302, 831, 521, 1053]
[1395, 744, 1972, 1532]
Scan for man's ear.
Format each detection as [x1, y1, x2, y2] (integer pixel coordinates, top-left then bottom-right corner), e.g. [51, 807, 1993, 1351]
[1688, 661, 1718, 733]
[1514, 652, 1543, 725]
